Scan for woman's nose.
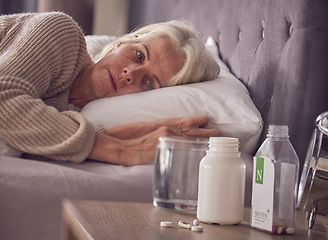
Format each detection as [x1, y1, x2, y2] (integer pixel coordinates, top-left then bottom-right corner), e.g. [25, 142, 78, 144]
[123, 69, 132, 83]
[123, 66, 144, 84]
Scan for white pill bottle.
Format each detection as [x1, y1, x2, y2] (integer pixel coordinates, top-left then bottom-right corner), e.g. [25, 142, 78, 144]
[197, 137, 246, 224]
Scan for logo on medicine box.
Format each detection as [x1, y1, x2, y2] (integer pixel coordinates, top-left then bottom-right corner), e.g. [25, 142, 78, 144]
[255, 157, 264, 184]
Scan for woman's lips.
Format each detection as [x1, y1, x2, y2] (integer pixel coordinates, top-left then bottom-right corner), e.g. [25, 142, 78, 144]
[107, 69, 117, 93]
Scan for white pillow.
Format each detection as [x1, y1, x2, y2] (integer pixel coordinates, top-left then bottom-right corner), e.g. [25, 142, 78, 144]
[81, 37, 263, 154]
[85, 35, 117, 61]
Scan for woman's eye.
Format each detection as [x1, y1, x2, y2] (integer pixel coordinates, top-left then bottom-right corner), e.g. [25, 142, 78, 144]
[136, 50, 144, 63]
[146, 80, 154, 90]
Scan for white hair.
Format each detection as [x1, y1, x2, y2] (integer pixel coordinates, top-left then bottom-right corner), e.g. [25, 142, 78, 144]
[99, 20, 220, 86]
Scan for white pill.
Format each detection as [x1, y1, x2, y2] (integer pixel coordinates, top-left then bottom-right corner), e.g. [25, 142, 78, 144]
[160, 221, 173, 227]
[277, 227, 283, 234]
[191, 225, 203, 232]
[193, 219, 200, 226]
[178, 221, 192, 229]
[286, 228, 295, 234]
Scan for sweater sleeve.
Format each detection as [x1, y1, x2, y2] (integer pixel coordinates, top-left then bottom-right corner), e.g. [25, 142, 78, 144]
[0, 12, 96, 163]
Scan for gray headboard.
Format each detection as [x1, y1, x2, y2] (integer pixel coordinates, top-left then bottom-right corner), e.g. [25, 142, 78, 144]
[129, 0, 328, 170]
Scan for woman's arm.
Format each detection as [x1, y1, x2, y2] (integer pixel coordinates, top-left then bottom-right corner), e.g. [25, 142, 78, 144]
[104, 115, 217, 139]
[88, 115, 219, 166]
[0, 12, 94, 163]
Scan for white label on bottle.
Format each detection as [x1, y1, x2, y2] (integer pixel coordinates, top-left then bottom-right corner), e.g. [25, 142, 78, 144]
[251, 157, 274, 232]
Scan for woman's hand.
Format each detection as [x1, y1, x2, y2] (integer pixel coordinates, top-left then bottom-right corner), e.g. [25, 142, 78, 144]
[88, 115, 219, 166]
[155, 115, 218, 137]
[104, 115, 218, 139]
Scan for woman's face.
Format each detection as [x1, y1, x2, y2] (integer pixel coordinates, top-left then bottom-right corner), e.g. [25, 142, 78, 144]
[89, 37, 183, 99]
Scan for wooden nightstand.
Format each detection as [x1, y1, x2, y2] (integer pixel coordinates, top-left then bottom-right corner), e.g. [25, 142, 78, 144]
[61, 199, 328, 240]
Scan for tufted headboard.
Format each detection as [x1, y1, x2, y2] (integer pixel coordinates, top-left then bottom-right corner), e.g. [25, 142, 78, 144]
[129, 0, 328, 170]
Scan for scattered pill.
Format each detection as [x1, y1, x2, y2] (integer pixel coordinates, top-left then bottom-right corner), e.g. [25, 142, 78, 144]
[178, 221, 192, 229]
[191, 225, 203, 232]
[277, 227, 283, 234]
[160, 221, 173, 227]
[193, 219, 200, 226]
[285, 228, 295, 234]
[271, 222, 288, 234]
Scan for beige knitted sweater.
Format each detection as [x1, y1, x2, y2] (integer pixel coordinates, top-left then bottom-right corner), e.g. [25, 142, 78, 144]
[0, 12, 96, 163]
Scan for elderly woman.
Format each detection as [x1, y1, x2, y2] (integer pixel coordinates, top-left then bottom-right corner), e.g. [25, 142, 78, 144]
[0, 12, 220, 166]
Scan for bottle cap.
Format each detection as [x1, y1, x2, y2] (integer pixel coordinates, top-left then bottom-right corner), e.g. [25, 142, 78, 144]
[267, 125, 289, 138]
[208, 137, 240, 156]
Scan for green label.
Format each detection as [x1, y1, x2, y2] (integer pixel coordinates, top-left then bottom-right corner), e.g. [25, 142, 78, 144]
[255, 157, 264, 184]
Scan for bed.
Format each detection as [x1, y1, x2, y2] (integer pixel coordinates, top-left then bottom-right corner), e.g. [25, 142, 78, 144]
[1, 0, 327, 239]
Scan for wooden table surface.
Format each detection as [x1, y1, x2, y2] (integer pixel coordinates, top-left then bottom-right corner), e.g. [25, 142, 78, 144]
[61, 199, 328, 240]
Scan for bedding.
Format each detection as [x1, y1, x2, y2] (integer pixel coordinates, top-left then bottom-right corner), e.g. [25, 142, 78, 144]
[0, 156, 153, 240]
[85, 35, 118, 61]
[0, 139, 21, 157]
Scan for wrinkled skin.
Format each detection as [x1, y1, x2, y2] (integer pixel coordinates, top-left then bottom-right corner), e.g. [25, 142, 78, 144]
[88, 115, 218, 166]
